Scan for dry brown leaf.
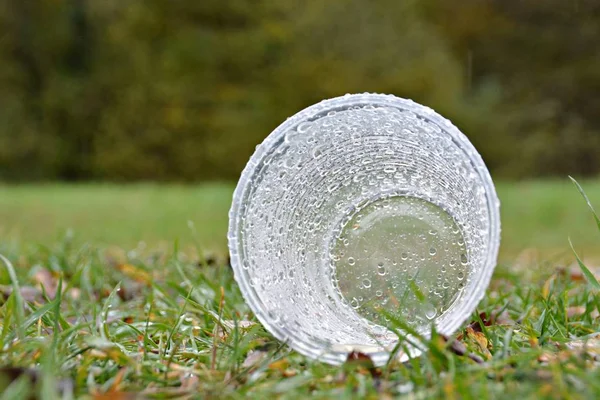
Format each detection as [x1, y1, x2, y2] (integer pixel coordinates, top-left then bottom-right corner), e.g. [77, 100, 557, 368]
[466, 327, 492, 360]
[566, 337, 600, 359]
[542, 274, 555, 299]
[93, 393, 139, 400]
[466, 312, 492, 333]
[568, 263, 600, 283]
[117, 264, 152, 285]
[495, 310, 516, 326]
[0, 285, 42, 303]
[282, 369, 297, 378]
[179, 372, 199, 390]
[567, 306, 587, 318]
[567, 266, 586, 282]
[68, 288, 81, 301]
[32, 268, 59, 299]
[107, 367, 128, 392]
[537, 352, 555, 363]
[467, 353, 485, 364]
[445, 337, 467, 356]
[466, 327, 489, 349]
[441, 335, 487, 364]
[344, 351, 382, 381]
[216, 320, 257, 339]
[115, 280, 145, 302]
[242, 350, 268, 369]
[221, 320, 256, 330]
[268, 358, 289, 372]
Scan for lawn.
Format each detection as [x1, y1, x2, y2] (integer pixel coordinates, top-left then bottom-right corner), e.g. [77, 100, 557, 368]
[1, 180, 600, 261]
[0, 179, 600, 398]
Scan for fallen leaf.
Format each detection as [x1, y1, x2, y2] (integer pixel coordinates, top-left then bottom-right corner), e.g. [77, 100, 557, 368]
[107, 367, 128, 392]
[93, 393, 139, 400]
[216, 320, 256, 339]
[567, 306, 587, 318]
[268, 358, 289, 372]
[117, 264, 152, 285]
[565, 337, 600, 359]
[242, 350, 268, 369]
[467, 353, 485, 364]
[32, 268, 59, 299]
[346, 351, 376, 369]
[568, 263, 600, 283]
[344, 351, 382, 388]
[542, 274, 555, 299]
[0, 285, 42, 303]
[465, 327, 492, 360]
[282, 369, 297, 378]
[537, 352, 555, 363]
[467, 312, 492, 333]
[466, 327, 489, 349]
[495, 310, 516, 326]
[441, 335, 487, 364]
[538, 350, 572, 364]
[116, 281, 145, 302]
[444, 336, 467, 356]
[567, 266, 585, 282]
[179, 372, 199, 390]
[86, 337, 131, 366]
[68, 288, 81, 301]
[221, 320, 256, 330]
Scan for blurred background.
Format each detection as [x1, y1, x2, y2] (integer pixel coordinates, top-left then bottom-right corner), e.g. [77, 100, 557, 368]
[0, 0, 599, 261]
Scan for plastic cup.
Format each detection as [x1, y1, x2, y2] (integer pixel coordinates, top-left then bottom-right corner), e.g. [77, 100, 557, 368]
[228, 93, 500, 365]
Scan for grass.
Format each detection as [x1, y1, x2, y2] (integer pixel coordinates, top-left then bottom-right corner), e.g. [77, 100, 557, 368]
[2, 180, 600, 261]
[0, 183, 232, 254]
[0, 179, 599, 398]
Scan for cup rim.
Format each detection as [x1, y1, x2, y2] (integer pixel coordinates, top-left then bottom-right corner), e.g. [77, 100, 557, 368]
[228, 93, 501, 365]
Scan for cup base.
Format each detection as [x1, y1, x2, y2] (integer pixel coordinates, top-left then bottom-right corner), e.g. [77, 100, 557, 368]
[330, 193, 469, 339]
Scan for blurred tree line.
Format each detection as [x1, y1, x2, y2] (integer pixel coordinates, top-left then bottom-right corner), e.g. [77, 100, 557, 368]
[0, 0, 598, 181]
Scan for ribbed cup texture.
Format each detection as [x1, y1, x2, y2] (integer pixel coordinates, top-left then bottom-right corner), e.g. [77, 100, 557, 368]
[229, 94, 500, 365]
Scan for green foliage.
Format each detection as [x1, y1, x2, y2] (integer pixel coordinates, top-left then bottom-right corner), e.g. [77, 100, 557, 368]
[569, 177, 600, 290]
[2, 181, 600, 260]
[1, 226, 600, 397]
[0, 0, 599, 181]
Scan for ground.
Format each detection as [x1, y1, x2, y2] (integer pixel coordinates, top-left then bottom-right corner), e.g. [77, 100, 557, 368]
[0, 180, 599, 399]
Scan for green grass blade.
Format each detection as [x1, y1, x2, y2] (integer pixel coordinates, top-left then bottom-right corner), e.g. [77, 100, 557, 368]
[0, 375, 32, 400]
[0, 254, 24, 339]
[22, 300, 58, 331]
[569, 176, 600, 232]
[51, 278, 63, 350]
[569, 238, 600, 290]
[0, 293, 15, 347]
[101, 282, 121, 340]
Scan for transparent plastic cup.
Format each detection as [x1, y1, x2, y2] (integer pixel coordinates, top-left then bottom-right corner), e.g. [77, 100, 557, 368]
[228, 93, 500, 365]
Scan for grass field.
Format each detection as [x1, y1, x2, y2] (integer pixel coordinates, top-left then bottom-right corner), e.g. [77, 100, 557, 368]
[1, 179, 600, 398]
[1, 180, 600, 261]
